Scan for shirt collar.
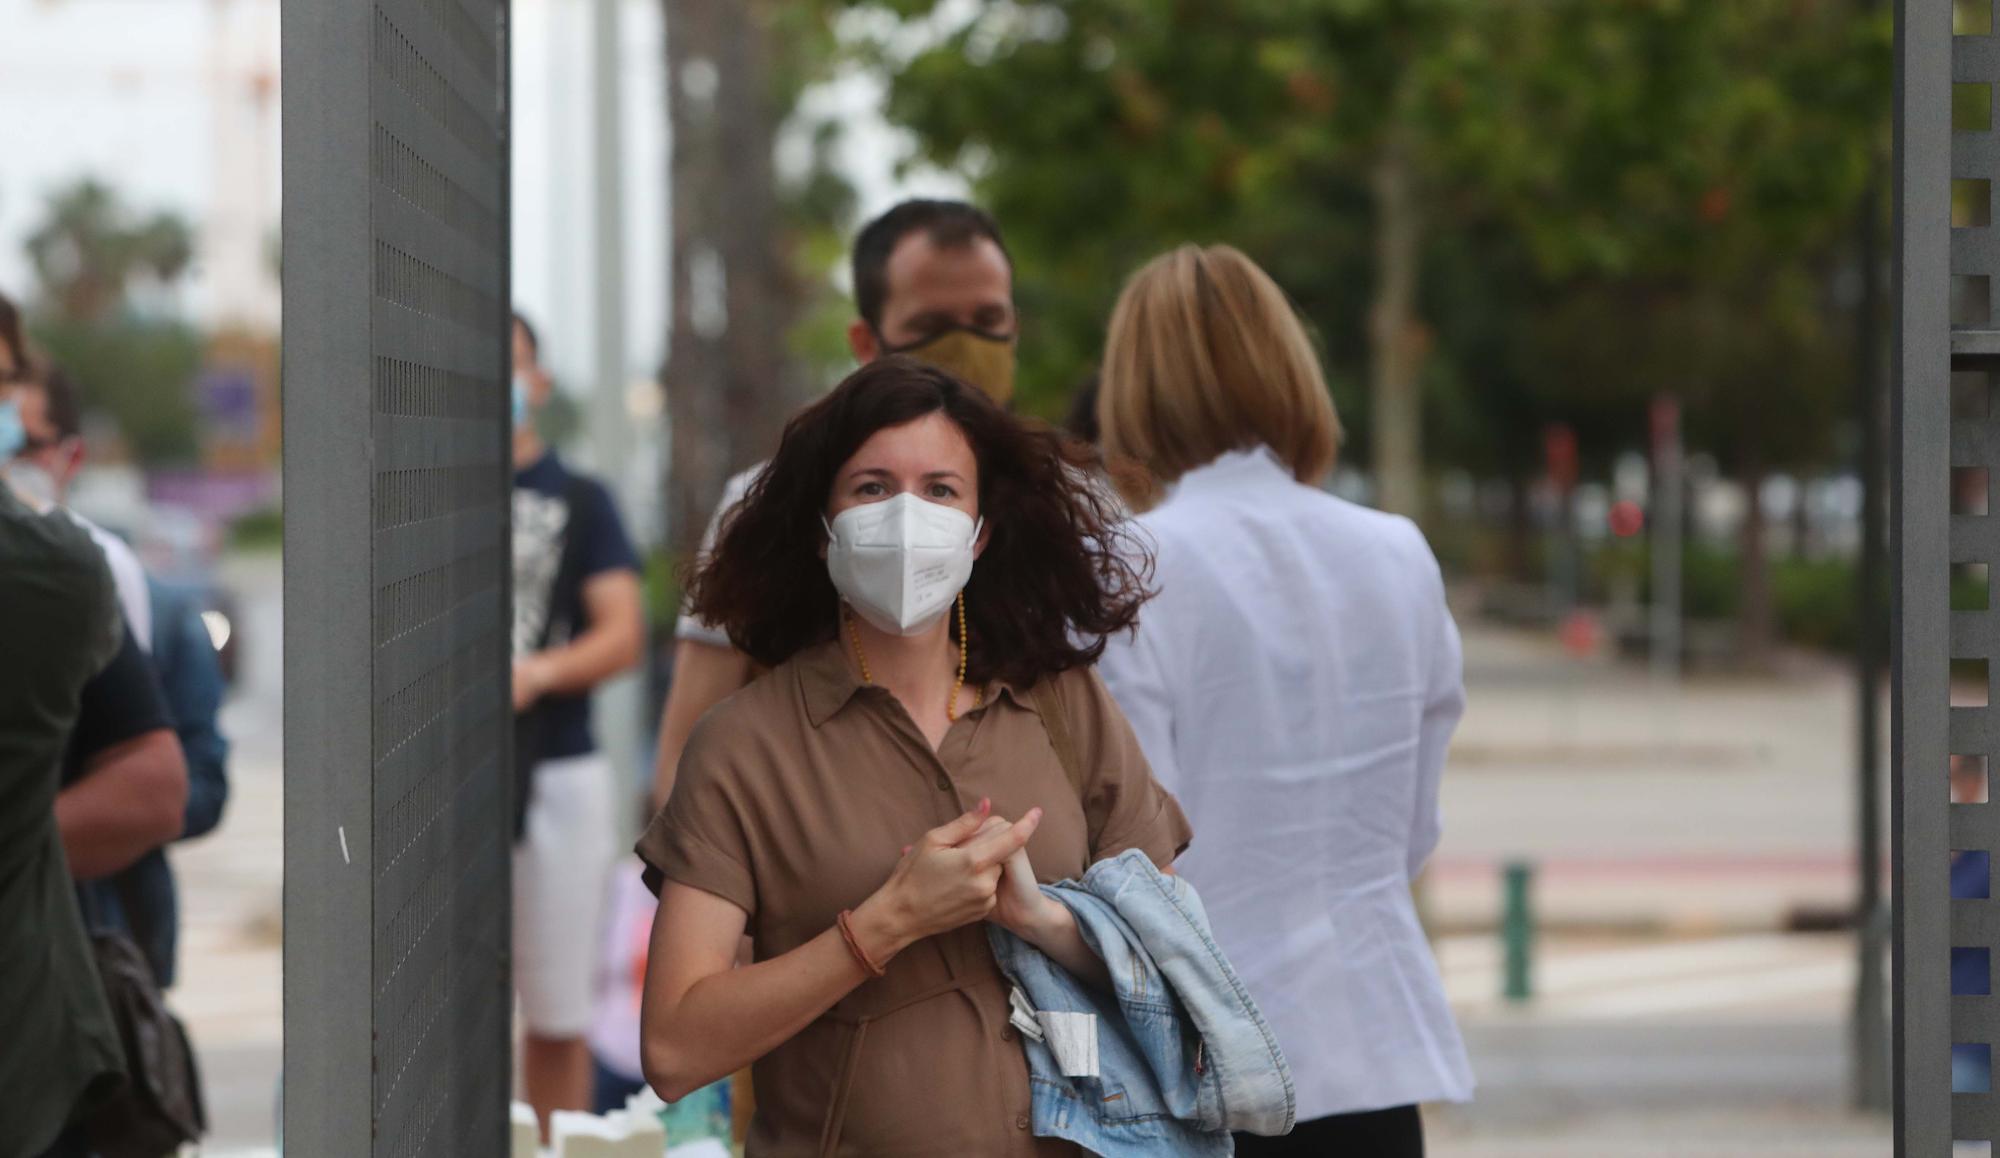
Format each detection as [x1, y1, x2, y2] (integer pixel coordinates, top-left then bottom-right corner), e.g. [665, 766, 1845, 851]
[794, 635, 1040, 727]
[797, 637, 866, 727]
[1165, 446, 1289, 501]
[514, 448, 560, 485]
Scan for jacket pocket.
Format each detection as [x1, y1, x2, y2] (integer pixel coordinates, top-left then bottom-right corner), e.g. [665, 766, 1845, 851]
[1090, 1077, 1145, 1122]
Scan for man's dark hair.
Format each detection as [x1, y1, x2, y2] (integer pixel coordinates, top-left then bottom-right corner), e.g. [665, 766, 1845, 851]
[851, 200, 1012, 330]
[688, 357, 1149, 688]
[513, 310, 539, 357]
[29, 367, 84, 441]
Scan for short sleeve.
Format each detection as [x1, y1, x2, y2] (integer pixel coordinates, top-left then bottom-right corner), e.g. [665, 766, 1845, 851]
[633, 716, 758, 914]
[1062, 667, 1192, 869]
[574, 479, 640, 581]
[674, 467, 758, 645]
[64, 624, 174, 782]
[153, 586, 230, 840]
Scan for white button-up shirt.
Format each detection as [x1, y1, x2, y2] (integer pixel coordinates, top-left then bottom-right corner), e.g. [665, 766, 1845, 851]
[1097, 447, 1474, 1119]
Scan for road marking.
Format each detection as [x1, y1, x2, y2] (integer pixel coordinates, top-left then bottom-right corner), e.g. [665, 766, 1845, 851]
[1443, 934, 1857, 1021]
[1551, 959, 1855, 1020]
[1444, 934, 1826, 990]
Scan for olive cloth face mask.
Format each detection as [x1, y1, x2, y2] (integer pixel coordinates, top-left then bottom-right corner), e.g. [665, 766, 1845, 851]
[879, 325, 1017, 406]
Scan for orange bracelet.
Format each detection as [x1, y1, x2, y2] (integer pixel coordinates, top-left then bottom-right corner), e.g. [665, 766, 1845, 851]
[837, 909, 887, 978]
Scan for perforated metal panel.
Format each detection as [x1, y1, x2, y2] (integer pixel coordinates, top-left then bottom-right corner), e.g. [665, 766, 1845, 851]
[1955, 5, 2000, 1143]
[1904, 0, 1986, 1150]
[283, 1, 511, 1153]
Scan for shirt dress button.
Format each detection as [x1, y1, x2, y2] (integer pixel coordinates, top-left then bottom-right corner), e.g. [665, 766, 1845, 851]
[1015, 1115, 1030, 1130]
[935, 774, 951, 791]
[1001, 1025, 1016, 1042]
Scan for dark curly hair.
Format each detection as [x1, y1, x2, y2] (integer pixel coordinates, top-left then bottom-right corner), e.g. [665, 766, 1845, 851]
[687, 357, 1150, 688]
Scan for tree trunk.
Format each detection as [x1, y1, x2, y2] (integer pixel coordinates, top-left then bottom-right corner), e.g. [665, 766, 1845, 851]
[1738, 456, 1774, 670]
[1369, 128, 1427, 519]
[1791, 477, 1812, 559]
[662, 0, 794, 560]
[713, 0, 792, 470]
[1505, 473, 1535, 582]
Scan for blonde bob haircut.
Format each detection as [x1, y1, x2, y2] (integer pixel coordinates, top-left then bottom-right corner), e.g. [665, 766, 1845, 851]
[1098, 244, 1341, 501]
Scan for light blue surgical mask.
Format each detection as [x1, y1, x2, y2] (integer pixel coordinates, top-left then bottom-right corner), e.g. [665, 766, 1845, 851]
[511, 373, 530, 427]
[0, 399, 23, 460]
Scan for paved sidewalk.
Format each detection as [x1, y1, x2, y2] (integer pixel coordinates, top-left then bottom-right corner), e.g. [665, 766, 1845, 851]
[1430, 617, 1873, 933]
[175, 552, 283, 1150]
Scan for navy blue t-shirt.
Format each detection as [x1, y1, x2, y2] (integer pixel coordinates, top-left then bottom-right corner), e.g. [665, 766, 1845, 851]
[513, 452, 639, 760]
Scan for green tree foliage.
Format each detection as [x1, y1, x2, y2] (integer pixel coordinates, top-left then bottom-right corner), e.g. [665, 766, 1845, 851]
[835, 0, 1886, 662]
[20, 178, 203, 466]
[835, 0, 1886, 472]
[26, 178, 193, 324]
[30, 317, 203, 465]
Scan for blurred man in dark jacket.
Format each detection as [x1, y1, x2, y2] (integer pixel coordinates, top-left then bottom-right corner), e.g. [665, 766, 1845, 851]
[2, 363, 229, 988]
[0, 472, 130, 1156]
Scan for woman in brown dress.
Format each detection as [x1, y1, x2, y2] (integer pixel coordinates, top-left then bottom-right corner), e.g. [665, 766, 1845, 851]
[637, 357, 1191, 1156]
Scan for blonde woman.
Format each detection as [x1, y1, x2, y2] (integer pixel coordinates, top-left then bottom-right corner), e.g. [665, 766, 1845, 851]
[1095, 245, 1472, 1157]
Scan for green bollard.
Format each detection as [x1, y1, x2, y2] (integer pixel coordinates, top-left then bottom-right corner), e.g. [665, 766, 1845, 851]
[1502, 859, 1535, 1004]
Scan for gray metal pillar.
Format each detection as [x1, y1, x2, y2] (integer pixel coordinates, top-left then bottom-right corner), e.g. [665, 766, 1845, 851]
[281, 0, 512, 1152]
[1899, 0, 1965, 1150]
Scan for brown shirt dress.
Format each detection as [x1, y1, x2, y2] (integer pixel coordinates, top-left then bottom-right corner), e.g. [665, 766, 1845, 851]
[636, 638, 1193, 1158]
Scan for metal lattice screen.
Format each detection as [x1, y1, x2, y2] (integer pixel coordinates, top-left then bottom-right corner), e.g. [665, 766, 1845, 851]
[1902, 0, 2000, 1149]
[283, 1, 511, 1153]
[1952, 2, 2000, 1147]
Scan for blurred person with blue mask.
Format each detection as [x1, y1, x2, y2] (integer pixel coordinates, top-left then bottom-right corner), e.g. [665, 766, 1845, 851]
[0, 297, 193, 1157]
[0, 318, 188, 879]
[0, 429, 130, 1158]
[508, 310, 646, 1136]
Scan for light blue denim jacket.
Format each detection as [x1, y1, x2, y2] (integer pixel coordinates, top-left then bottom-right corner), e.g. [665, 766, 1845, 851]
[987, 849, 1295, 1156]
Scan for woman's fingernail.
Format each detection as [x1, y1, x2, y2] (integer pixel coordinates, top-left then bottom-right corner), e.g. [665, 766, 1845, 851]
[902, 845, 913, 856]
[979, 797, 991, 814]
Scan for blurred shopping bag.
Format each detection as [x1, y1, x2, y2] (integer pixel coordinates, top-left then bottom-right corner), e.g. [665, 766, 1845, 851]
[589, 862, 735, 1151]
[589, 863, 655, 1098]
[552, 1106, 665, 1157]
[635, 1083, 730, 1151]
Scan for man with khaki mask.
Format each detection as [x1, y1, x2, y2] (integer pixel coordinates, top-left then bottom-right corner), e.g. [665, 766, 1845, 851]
[648, 200, 1019, 816]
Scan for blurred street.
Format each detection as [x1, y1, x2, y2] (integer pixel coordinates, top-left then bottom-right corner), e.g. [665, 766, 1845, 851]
[169, 555, 1891, 1155]
[1426, 596, 1888, 1154]
[175, 549, 282, 1151]
[1432, 602, 1873, 934]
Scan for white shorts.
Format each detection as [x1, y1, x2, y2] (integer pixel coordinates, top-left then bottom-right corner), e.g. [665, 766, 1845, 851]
[513, 751, 618, 1038]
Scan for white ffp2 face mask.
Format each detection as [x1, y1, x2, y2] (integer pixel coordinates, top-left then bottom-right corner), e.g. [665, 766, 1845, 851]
[824, 492, 981, 637]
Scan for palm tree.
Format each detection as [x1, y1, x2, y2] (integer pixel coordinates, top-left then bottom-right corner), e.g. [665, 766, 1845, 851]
[26, 178, 194, 324]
